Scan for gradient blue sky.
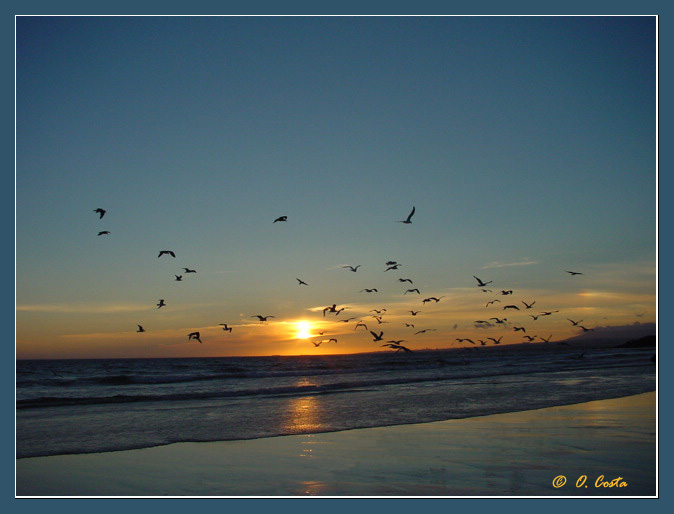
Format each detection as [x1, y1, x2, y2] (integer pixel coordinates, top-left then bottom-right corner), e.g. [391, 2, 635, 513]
[16, 15, 656, 358]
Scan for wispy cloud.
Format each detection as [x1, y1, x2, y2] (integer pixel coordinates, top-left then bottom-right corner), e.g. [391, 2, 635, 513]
[481, 259, 538, 269]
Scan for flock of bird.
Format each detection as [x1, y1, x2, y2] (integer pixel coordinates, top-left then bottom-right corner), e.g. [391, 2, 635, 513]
[93, 205, 589, 354]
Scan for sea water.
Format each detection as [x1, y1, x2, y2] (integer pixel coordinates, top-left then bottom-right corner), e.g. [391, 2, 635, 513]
[16, 344, 656, 458]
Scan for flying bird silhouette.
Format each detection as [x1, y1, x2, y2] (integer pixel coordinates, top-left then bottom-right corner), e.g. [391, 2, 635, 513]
[397, 206, 416, 224]
[404, 288, 421, 294]
[567, 318, 584, 326]
[93, 208, 106, 219]
[382, 343, 413, 353]
[157, 299, 166, 309]
[486, 300, 501, 307]
[499, 290, 513, 296]
[188, 331, 202, 343]
[398, 278, 414, 284]
[522, 301, 536, 309]
[565, 270, 583, 275]
[415, 329, 437, 334]
[370, 330, 384, 341]
[513, 326, 527, 333]
[384, 264, 401, 271]
[409, 310, 420, 316]
[488, 336, 503, 345]
[273, 216, 288, 223]
[252, 315, 274, 322]
[175, 275, 183, 281]
[219, 324, 233, 332]
[137, 325, 145, 333]
[296, 278, 309, 286]
[503, 305, 520, 311]
[158, 250, 176, 258]
[539, 335, 553, 343]
[360, 288, 378, 293]
[97, 231, 110, 236]
[182, 268, 197, 273]
[354, 321, 368, 330]
[473, 276, 493, 287]
[342, 265, 361, 272]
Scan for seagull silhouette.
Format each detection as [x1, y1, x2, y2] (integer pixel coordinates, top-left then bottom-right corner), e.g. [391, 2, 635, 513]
[182, 268, 197, 273]
[382, 343, 413, 353]
[312, 341, 323, 347]
[409, 310, 420, 316]
[473, 276, 493, 287]
[188, 331, 202, 343]
[219, 324, 233, 332]
[355, 321, 368, 330]
[157, 299, 166, 309]
[384, 264, 401, 271]
[370, 330, 384, 341]
[404, 288, 421, 294]
[486, 299, 501, 307]
[360, 288, 378, 293]
[539, 335, 553, 343]
[342, 265, 361, 272]
[398, 278, 414, 284]
[578, 325, 594, 332]
[567, 318, 584, 326]
[499, 290, 513, 295]
[522, 301, 536, 309]
[93, 208, 106, 219]
[513, 326, 527, 333]
[488, 336, 503, 345]
[273, 216, 288, 223]
[503, 305, 520, 311]
[97, 231, 110, 236]
[137, 325, 145, 333]
[489, 317, 507, 324]
[252, 315, 274, 322]
[174, 275, 183, 281]
[397, 206, 416, 224]
[296, 278, 309, 285]
[415, 329, 437, 334]
[158, 250, 176, 258]
[565, 270, 583, 275]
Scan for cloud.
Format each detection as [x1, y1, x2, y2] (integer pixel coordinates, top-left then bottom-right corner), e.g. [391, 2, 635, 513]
[481, 259, 538, 269]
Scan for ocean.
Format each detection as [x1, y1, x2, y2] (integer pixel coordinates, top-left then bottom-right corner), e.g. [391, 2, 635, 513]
[16, 343, 656, 459]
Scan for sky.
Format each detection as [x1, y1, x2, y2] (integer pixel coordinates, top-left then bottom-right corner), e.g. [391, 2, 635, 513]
[15, 15, 657, 359]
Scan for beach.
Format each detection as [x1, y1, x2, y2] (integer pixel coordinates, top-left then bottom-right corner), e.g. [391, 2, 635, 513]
[16, 391, 656, 497]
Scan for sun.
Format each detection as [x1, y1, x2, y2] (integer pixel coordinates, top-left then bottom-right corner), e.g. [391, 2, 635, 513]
[295, 321, 313, 339]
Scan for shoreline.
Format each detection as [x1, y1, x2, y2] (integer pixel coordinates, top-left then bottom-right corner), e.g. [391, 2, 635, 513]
[16, 391, 656, 497]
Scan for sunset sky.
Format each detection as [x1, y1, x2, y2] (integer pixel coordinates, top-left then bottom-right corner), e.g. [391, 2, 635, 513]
[15, 15, 656, 359]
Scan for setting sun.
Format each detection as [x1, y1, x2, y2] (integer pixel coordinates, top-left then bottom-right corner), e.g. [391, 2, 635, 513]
[295, 321, 313, 339]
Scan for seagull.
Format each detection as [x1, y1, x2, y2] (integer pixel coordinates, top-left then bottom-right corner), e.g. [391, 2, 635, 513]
[312, 341, 322, 347]
[355, 321, 368, 330]
[404, 323, 415, 328]
[386, 261, 398, 266]
[182, 268, 197, 273]
[360, 288, 378, 293]
[578, 325, 594, 332]
[409, 310, 420, 316]
[456, 338, 476, 345]
[398, 278, 414, 284]
[486, 300, 501, 307]
[219, 324, 233, 332]
[565, 270, 583, 276]
[158, 250, 176, 258]
[370, 330, 384, 341]
[137, 325, 145, 333]
[404, 288, 421, 294]
[539, 310, 559, 316]
[370, 309, 387, 314]
[567, 318, 583, 326]
[523, 335, 537, 342]
[489, 317, 507, 324]
[386, 339, 407, 344]
[252, 315, 274, 322]
[473, 276, 493, 287]
[385, 264, 401, 271]
[539, 335, 553, 343]
[422, 296, 444, 304]
[188, 331, 202, 343]
[371, 315, 387, 324]
[415, 329, 436, 334]
[499, 290, 513, 295]
[273, 216, 288, 223]
[529, 314, 540, 321]
[323, 304, 344, 316]
[397, 206, 416, 224]
[503, 305, 520, 311]
[513, 326, 527, 333]
[157, 299, 166, 309]
[93, 208, 106, 219]
[343, 265, 361, 272]
[97, 231, 110, 236]
[522, 301, 536, 309]
[175, 275, 183, 281]
[296, 278, 309, 286]
[382, 343, 413, 353]
[488, 336, 503, 345]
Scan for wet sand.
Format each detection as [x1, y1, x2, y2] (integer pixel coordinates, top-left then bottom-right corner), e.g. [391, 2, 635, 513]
[16, 391, 656, 497]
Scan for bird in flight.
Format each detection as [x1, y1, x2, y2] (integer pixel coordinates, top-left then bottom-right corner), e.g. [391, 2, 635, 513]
[385, 264, 402, 271]
[539, 335, 553, 343]
[409, 310, 420, 316]
[486, 299, 501, 307]
[343, 265, 361, 272]
[456, 338, 476, 345]
[578, 325, 594, 332]
[415, 328, 436, 334]
[488, 336, 503, 345]
[252, 315, 274, 322]
[137, 325, 145, 333]
[355, 321, 368, 330]
[397, 206, 416, 224]
[175, 275, 183, 281]
[382, 343, 413, 353]
[158, 250, 176, 258]
[296, 278, 309, 286]
[398, 278, 414, 284]
[370, 330, 384, 341]
[93, 208, 106, 219]
[522, 301, 536, 309]
[473, 276, 493, 287]
[360, 288, 378, 293]
[182, 268, 197, 273]
[188, 331, 202, 343]
[499, 290, 513, 296]
[312, 341, 322, 347]
[567, 318, 583, 326]
[273, 216, 288, 223]
[539, 310, 559, 316]
[97, 231, 110, 236]
[219, 324, 233, 332]
[513, 326, 527, 333]
[404, 323, 415, 328]
[503, 305, 520, 311]
[157, 299, 166, 309]
[404, 288, 421, 295]
[422, 296, 444, 304]
[565, 270, 583, 275]
[370, 309, 387, 314]
[489, 317, 507, 324]
[523, 335, 537, 342]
